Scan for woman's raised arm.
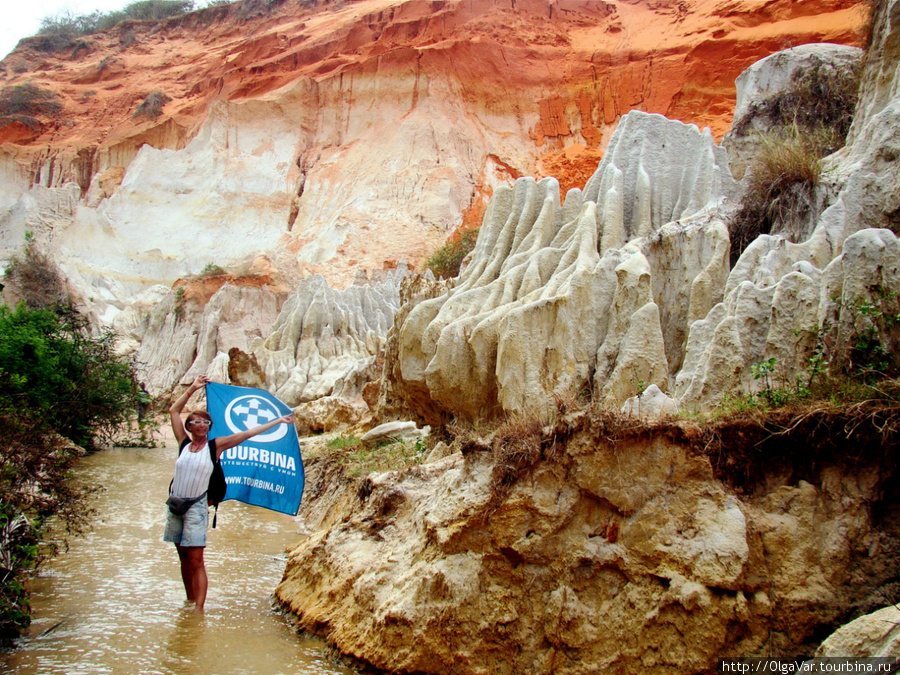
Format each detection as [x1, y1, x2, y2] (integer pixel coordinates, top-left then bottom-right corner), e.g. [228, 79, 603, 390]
[169, 375, 210, 443]
[213, 413, 297, 457]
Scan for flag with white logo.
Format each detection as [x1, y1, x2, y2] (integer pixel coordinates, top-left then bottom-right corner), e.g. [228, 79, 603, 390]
[205, 382, 304, 516]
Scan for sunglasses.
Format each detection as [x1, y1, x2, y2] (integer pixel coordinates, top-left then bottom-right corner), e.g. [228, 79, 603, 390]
[188, 419, 212, 427]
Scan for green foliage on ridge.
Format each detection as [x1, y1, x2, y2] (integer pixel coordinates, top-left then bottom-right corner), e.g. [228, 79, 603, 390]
[424, 228, 479, 280]
[37, 0, 197, 39]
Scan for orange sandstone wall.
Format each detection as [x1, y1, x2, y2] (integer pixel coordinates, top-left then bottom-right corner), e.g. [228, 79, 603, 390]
[0, 0, 865, 215]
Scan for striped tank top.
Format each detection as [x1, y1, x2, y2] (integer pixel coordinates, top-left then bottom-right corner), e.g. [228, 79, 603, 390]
[171, 438, 216, 499]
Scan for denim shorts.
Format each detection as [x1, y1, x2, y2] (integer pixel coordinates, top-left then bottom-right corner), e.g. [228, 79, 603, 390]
[163, 496, 209, 547]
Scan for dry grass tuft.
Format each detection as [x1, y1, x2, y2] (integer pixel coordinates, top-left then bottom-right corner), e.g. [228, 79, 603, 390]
[732, 61, 860, 147]
[729, 133, 825, 266]
[729, 59, 861, 265]
[0, 83, 63, 129]
[3, 239, 69, 309]
[133, 90, 170, 120]
[488, 415, 545, 503]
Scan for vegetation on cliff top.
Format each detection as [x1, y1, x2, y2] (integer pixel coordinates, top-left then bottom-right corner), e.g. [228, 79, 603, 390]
[0, 84, 63, 130]
[37, 0, 197, 40]
[30, 0, 297, 53]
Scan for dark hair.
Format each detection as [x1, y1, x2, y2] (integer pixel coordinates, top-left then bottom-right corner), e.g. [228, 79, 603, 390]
[186, 410, 213, 428]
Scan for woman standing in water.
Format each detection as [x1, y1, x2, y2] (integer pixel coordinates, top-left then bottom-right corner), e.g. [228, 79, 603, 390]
[166, 375, 295, 611]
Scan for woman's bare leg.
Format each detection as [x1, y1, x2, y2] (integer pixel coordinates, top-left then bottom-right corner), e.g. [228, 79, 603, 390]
[184, 546, 208, 611]
[175, 545, 207, 609]
[176, 545, 195, 602]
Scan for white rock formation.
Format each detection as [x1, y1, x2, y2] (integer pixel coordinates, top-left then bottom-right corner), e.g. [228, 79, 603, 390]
[382, 24, 900, 421]
[252, 266, 409, 408]
[621, 384, 679, 419]
[391, 111, 735, 419]
[581, 111, 737, 245]
[123, 282, 284, 397]
[360, 421, 430, 444]
[675, 20, 900, 409]
[723, 43, 863, 178]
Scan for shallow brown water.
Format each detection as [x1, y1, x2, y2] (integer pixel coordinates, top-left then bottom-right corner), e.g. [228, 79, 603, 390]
[2, 444, 356, 675]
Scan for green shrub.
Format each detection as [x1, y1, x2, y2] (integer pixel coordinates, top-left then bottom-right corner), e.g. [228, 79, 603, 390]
[0, 83, 63, 129]
[0, 407, 97, 644]
[424, 228, 479, 279]
[173, 285, 186, 321]
[840, 286, 900, 382]
[200, 262, 226, 276]
[341, 439, 426, 478]
[326, 434, 361, 450]
[730, 286, 900, 412]
[0, 304, 143, 449]
[0, 303, 143, 642]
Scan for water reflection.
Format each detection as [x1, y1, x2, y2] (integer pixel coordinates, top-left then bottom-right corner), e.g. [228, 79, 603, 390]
[2, 445, 356, 675]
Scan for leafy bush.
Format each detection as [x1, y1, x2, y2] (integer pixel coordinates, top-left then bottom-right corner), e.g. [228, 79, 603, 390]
[0, 408, 96, 643]
[839, 286, 900, 382]
[133, 90, 171, 120]
[340, 439, 426, 478]
[0, 304, 143, 449]
[0, 303, 144, 642]
[200, 262, 226, 276]
[733, 285, 900, 412]
[424, 228, 479, 279]
[326, 434, 362, 450]
[0, 83, 63, 129]
[173, 285, 186, 321]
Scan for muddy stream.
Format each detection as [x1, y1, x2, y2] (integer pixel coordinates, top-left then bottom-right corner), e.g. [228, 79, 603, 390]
[2, 444, 357, 675]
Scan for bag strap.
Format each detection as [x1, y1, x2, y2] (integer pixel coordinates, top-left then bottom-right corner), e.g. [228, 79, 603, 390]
[169, 437, 192, 495]
[209, 439, 220, 529]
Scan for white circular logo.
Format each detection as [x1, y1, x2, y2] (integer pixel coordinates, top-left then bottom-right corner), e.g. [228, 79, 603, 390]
[223, 395, 287, 442]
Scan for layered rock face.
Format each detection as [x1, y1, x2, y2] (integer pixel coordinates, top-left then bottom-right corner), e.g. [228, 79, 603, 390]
[385, 3, 900, 418]
[277, 415, 900, 673]
[391, 112, 734, 420]
[0, 0, 864, 312]
[273, 2, 900, 670]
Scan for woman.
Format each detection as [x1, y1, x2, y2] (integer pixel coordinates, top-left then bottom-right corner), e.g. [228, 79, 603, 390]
[166, 374, 295, 611]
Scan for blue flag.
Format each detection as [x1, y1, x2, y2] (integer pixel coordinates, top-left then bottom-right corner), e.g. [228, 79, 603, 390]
[205, 382, 304, 516]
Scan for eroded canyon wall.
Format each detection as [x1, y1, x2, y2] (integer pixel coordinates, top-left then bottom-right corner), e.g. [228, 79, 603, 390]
[0, 0, 864, 307]
[277, 412, 900, 673]
[272, 1, 900, 671]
